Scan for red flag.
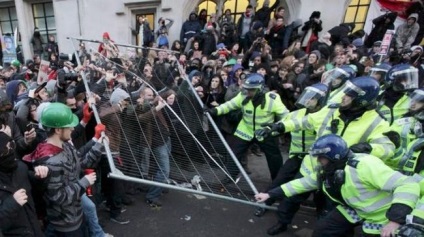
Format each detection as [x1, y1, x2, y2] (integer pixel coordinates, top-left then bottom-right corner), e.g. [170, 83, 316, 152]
[377, 0, 415, 19]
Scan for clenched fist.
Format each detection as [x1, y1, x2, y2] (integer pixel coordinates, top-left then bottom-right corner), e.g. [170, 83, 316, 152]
[13, 189, 28, 206]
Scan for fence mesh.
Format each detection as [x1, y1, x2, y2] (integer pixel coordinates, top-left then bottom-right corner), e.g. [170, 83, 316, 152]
[70, 38, 268, 207]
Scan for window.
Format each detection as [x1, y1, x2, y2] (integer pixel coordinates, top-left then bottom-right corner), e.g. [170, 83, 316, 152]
[198, 0, 277, 25]
[344, 0, 371, 32]
[32, 2, 56, 48]
[0, 7, 18, 35]
[198, 0, 217, 18]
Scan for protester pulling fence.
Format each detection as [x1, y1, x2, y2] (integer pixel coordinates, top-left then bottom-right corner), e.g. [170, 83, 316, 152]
[68, 37, 272, 209]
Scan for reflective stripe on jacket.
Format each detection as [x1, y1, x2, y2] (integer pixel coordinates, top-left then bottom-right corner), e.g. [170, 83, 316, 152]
[282, 105, 395, 176]
[216, 91, 289, 141]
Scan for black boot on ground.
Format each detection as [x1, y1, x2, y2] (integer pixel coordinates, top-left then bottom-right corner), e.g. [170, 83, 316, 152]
[267, 222, 287, 235]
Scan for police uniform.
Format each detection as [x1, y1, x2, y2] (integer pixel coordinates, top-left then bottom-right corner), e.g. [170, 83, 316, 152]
[215, 90, 289, 180]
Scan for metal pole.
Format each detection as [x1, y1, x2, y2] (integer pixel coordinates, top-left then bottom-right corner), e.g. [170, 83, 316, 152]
[67, 37, 117, 172]
[109, 172, 276, 210]
[68, 36, 179, 54]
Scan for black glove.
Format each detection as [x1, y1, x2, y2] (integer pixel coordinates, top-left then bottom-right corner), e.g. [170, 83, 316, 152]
[383, 131, 401, 149]
[350, 142, 372, 154]
[204, 107, 217, 116]
[254, 123, 285, 139]
[267, 122, 285, 133]
[413, 141, 424, 152]
[255, 126, 272, 139]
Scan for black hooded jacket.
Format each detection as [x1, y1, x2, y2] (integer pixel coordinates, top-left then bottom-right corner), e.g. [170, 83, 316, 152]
[328, 23, 355, 47]
[364, 12, 397, 48]
[180, 12, 202, 44]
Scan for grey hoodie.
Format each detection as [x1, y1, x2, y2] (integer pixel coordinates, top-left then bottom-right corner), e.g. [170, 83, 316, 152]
[396, 13, 420, 50]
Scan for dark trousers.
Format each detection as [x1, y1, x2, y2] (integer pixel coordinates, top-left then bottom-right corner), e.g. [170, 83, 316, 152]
[276, 172, 333, 225]
[226, 135, 283, 180]
[264, 157, 303, 205]
[277, 173, 312, 225]
[312, 208, 357, 237]
[99, 156, 124, 218]
[239, 37, 248, 54]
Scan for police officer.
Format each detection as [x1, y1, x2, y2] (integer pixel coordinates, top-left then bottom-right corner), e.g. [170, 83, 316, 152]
[368, 62, 392, 89]
[377, 63, 419, 125]
[207, 73, 289, 182]
[254, 83, 329, 217]
[254, 76, 395, 235]
[396, 88, 424, 237]
[386, 88, 424, 169]
[397, 196, 424, 237]
[255, 134, 419, 237]
[321, 65, 356, 105]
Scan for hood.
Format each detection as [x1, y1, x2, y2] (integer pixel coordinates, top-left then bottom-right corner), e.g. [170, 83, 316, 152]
[231, 64, 244, 73]
[250, 51, 261, 61]
[6, 80, 25, 104]
[310, 50, 321, 60]
[341, 23, 355, 32]
[202, 60, 216, 71]
[318, 32, 332, 46]
[22, 142, 63, 164]
[408, 13, 419, 22]
[189, 12, 198, 21]
[102, 32, 111, 40]
[310, 11, 321, 19]
[110, 88, 130, 106]
[0, 89, 12, 112]
[387, 12, 398, 23]
[188, 70, 202, 81]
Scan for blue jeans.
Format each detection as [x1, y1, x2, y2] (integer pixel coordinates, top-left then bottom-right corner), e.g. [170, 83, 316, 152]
[139, 146, 150, 177]
[146, 139, 171, 200]
[82, 194, 105, 237]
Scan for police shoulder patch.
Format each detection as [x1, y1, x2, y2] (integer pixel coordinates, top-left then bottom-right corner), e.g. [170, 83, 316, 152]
[347, 158, 359, 168]
[268, 93, 277, 100]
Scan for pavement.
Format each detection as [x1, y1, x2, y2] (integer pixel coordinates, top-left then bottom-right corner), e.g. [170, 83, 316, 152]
[99, 143, 321, 237]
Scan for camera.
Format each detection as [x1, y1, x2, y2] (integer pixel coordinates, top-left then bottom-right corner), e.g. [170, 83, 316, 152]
[64, 72, 79, 81]
[59, 53, 71, 61]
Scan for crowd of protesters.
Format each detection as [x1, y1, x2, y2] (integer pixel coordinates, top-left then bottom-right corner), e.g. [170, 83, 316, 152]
[0, 1, 423, 236]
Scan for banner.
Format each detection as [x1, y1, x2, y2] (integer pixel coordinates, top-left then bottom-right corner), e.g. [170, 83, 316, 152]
[2, 35, 17, 64]
[379, 30, 395, 55]
[37, 60, 50, 84]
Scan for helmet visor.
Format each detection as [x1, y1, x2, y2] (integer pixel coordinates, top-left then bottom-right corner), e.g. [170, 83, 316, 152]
[241, 87, 259, 97]
[309, 147, 331, 158]
[392, 67, 419, 92]
[368, 68, 387, 82]
[295, 86, 326, 110]
[242, 83, 261, 89]
[321, 68, 349, 88]
[409, 89, 424, 117]
[343, 80, 366, 98]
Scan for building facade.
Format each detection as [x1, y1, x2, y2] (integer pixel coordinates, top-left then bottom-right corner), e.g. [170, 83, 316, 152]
[0, 0, 388, 62]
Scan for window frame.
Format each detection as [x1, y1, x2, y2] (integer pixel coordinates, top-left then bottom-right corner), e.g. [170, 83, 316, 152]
[32, 2, 56, 48]
[0, 6, 18, 35]
[343, 0, 371, 31]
